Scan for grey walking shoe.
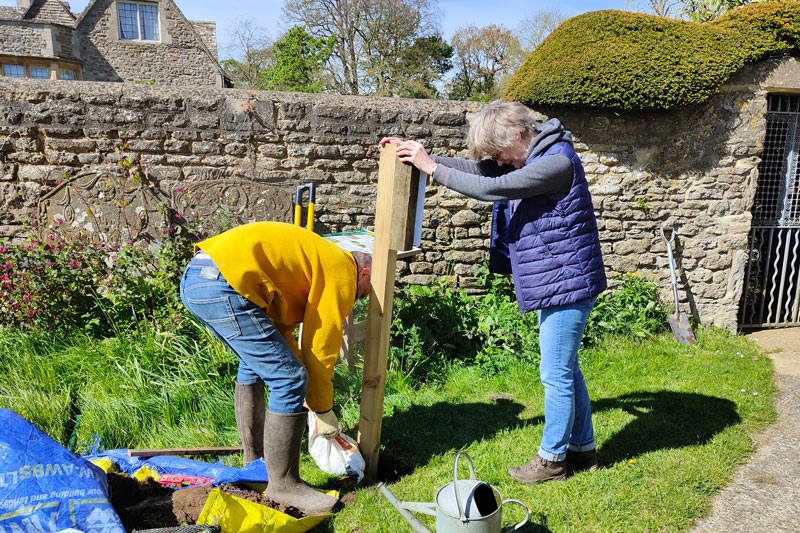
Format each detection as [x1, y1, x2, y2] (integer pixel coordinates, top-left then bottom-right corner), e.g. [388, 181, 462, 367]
[508, 454, 566, 485]
[566, 448, 598, 472]
[263, 410, 339, 516]
[234, 381, 265, 465]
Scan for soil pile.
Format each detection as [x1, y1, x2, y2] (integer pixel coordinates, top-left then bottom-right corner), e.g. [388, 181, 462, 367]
[105, 453, 412, 530]
[107, 473, 303, 531]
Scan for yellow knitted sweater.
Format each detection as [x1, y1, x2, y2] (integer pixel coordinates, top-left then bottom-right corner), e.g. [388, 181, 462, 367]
[197, 222, 356, 412]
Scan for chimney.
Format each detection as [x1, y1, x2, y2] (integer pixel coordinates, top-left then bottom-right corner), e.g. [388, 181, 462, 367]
[17, 0, 34, 11]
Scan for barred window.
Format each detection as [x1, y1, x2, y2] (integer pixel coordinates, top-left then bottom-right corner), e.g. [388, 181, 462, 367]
[118, 1, 160, 41]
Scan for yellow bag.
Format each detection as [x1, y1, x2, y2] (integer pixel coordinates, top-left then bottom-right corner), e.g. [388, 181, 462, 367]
[197, 487, 337, 533]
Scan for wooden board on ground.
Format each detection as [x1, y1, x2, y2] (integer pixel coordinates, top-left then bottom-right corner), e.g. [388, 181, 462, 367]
[128, 447, 243, 457]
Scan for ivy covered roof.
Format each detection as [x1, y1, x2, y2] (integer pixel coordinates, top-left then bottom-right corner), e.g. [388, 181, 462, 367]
[504, 2, 800, 110]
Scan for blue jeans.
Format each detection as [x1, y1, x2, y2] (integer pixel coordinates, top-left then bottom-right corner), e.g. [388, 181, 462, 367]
[179, 254, 308, 414]
[537, 297, 596, 462]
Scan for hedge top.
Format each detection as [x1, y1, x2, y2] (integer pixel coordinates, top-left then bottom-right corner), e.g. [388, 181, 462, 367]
[504, 1, 800, 110]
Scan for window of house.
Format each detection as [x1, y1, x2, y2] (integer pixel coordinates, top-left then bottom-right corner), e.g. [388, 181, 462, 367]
[3, 64, 24, 78]
[118, 2, 160, 41]
[30, 66, 49, 79]
[59, 69, 75, 80]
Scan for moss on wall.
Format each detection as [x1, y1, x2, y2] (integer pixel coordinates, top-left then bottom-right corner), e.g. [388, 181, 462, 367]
[504, 1, 800, 110]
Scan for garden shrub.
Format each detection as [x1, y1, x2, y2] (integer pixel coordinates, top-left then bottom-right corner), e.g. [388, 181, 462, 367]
[389, 281, 483, 382]
[583, 274, 669, 345]
[505, 1, 800, 110]
[0, 226, 194, 336]
[389, 268, 669, 383]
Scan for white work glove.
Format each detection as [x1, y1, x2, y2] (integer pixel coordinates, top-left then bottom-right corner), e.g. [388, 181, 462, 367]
[313, 409, 339, 439]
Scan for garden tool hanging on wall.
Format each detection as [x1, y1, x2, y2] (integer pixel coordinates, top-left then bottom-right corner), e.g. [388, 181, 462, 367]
[294, 183, 316, 231]
[660, 226, 697, 345]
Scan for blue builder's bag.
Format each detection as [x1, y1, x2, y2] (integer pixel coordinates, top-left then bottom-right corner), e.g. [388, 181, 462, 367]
[84, 448, 270, 485]
[0, 408, 125, 532]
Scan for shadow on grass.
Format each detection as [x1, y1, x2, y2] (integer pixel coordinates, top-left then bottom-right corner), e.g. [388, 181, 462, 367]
[591, 390, 740, 467]
[380, 398, 530, 468]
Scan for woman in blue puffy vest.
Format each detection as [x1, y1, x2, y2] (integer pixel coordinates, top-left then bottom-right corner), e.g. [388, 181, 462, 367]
[380, 101, 607, 484]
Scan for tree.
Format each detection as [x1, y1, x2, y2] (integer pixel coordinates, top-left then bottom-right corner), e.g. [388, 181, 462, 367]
[516, 8, 568, 52]
[681, 0, 767, 21]
[359, 0, 442, 96]
[624, 0, 683, 18]
[448, 24, 524, 101]
[394, 35, 453, 98]
[220, 19, 274, 89]
[627, 0, 767, 20]
[283, 0, 443, 95]
[263, 26, 335, 92]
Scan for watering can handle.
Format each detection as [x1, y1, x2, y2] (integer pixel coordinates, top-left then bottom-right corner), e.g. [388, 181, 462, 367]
[452, 451, 476, 522]
[501, 499, 531, 532]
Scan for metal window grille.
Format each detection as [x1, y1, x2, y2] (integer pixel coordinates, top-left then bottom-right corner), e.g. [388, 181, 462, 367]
[752, 95, 800, 225]
[739, 94, 800, 328]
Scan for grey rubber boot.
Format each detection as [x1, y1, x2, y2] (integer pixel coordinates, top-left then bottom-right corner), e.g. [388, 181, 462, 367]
[234, 381, 265, 465]
[263, 411, 339, 516]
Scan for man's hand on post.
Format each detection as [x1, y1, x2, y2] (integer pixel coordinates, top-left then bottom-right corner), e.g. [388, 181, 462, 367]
[313, 409, 339, 438]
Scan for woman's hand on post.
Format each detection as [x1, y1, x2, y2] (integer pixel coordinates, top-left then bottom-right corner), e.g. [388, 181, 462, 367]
[379, 137, 403, 150]
[395, 140, 436, 176]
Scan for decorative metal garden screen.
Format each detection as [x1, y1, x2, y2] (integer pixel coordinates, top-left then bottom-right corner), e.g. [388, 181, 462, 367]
[739, 94, 800, 328]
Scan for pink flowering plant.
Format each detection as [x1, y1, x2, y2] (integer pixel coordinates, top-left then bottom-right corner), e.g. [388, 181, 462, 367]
[0, 217, 195, 335]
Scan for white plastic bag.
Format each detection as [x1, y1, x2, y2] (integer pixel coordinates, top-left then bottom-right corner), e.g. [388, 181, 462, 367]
[307, 412, 366, 482]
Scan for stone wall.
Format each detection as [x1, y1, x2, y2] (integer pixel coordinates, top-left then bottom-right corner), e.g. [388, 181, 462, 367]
[53, 24, 79, 61]
[0, 21, 46, 56]
[3, 57, 800, 330]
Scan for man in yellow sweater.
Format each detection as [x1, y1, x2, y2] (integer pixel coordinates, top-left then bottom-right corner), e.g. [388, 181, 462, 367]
[179, 221, 371, 515]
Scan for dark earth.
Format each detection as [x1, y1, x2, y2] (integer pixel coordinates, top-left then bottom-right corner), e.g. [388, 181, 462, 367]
[107, 454, 413, 531]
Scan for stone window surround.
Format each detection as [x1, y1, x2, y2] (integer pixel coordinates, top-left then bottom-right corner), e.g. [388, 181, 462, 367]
[0, 55, 82, 80]
[109, 0, 172, 45]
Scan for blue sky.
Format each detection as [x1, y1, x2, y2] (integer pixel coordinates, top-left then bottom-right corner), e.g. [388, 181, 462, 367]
[3, 0, 635, 58]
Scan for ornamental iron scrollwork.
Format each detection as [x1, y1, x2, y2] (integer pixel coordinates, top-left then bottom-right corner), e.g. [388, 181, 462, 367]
[38, 175, 295, 244]
[37, 171, 170, 243]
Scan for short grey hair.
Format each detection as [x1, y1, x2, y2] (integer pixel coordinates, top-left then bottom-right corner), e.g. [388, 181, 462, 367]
[467, 101, 539, 160]
[351, 251, 372, 272]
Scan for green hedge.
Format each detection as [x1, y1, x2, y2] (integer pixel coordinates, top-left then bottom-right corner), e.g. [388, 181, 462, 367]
[504, 2, 800, 110]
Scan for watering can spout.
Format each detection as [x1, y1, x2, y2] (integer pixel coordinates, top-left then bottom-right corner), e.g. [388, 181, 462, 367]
[379, 483, 433, 533]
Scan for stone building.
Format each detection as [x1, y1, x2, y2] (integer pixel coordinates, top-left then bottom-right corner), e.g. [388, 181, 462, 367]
[0, 0, 228, 86]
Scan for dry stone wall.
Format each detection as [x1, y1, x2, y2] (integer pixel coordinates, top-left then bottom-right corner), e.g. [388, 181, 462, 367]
[3, 57, 798, 330]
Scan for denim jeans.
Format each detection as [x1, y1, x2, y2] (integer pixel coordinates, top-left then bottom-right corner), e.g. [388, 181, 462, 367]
[179, 254, 308, 414]
[537, 297, 596, 462]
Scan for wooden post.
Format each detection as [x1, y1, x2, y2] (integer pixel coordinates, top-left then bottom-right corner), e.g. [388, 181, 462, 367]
[358, 144, 419, 481]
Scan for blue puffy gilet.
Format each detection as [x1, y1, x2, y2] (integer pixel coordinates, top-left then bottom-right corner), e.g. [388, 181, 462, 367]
[490, 141, 607, 312]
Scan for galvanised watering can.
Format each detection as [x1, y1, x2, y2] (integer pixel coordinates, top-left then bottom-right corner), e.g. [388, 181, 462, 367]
[379, 452, 530, 532]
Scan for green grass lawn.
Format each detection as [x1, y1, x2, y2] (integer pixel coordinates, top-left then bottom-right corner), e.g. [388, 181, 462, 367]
[0, 325, 775, 532]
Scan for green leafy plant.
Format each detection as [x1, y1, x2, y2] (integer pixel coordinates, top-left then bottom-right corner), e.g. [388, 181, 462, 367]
[389, 281, 483, 382]
[584, 274, 669, 345]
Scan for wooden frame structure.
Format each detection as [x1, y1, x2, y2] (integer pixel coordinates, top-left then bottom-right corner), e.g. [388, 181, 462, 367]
[357, 145, 421, 481]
